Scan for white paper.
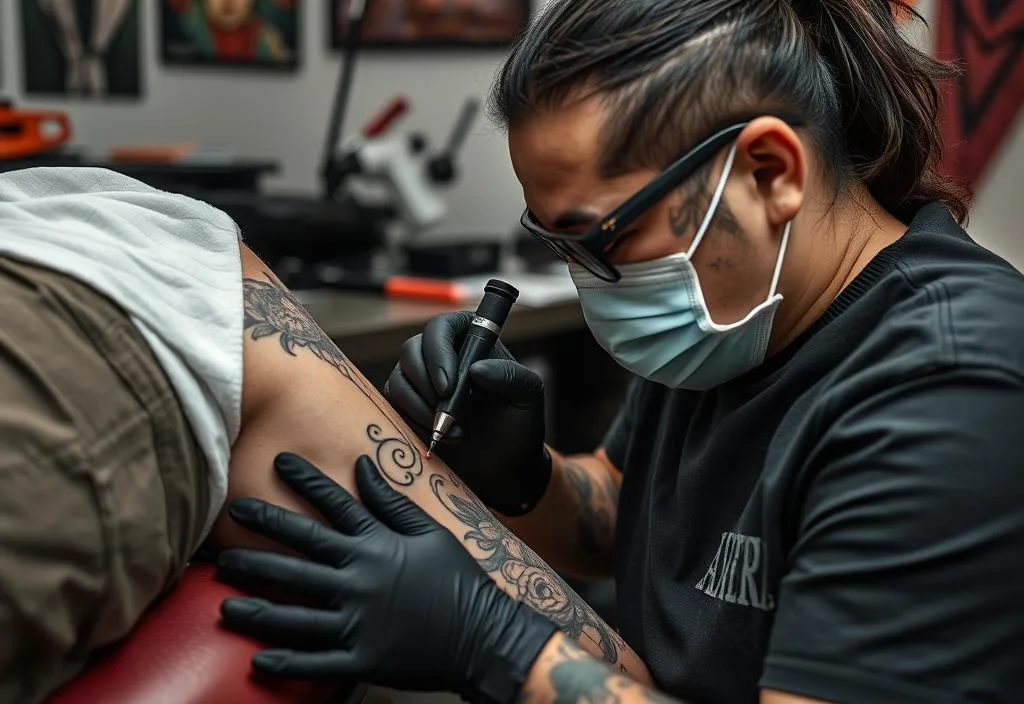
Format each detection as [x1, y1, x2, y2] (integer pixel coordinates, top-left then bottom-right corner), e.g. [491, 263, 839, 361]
[454, 270, 579, 307]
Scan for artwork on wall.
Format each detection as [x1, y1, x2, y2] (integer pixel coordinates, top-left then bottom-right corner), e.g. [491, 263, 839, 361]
[21, 0, 142, 99]
[937, 0, 1024, 187]
[162, 0, 300, 70]
[330, 0, 530, 49]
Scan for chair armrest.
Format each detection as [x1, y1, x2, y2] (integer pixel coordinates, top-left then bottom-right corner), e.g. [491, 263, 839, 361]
[46, 563, 361, 704]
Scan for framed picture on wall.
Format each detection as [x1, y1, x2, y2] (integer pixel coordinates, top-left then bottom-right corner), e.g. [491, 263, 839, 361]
[161, 0, 301, 70]
[330, 0, 530, 49]
[21, 0, 142, 99]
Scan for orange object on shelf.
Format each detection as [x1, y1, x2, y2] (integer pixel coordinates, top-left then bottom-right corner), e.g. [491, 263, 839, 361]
[384, 276, 469, 303]
[0, 103, 71, 159]
[108, 143, 199, 163]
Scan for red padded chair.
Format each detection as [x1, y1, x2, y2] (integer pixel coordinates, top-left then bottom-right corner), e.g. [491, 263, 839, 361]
[46, 563, 365, 704]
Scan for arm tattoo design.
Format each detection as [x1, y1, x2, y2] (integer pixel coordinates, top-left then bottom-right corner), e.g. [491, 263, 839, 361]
[526, 640, 678, 704]
[562, 462, 618, 558]
[242, 274, 424, 486]
[430, 471, 630, 666]
[550, 657, 616, 704]
[244, 273, 636, 672]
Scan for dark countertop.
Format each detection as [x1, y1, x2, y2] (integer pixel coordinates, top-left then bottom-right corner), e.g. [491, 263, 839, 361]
[0, 154, 279, 193]
[0, 154, 279, 176]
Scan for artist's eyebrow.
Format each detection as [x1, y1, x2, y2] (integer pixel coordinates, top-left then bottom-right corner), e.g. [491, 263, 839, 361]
[552, 209, 600, 230]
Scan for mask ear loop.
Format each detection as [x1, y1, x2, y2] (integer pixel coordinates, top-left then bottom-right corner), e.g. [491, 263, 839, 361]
[685, 143, 738, 259]
[767, 220, 791, 299]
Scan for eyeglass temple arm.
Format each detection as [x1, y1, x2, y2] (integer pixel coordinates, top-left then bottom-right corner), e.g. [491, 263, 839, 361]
[597, 114, 805, 238]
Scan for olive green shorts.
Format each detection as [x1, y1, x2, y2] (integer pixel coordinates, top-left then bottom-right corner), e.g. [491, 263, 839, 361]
[0, 256, 210, 703]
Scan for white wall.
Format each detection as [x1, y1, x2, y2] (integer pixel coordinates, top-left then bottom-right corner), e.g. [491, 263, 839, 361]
[2, 0, 1021, 264]
[967, 118, 1024, 268]
[0, 1, 525, 242]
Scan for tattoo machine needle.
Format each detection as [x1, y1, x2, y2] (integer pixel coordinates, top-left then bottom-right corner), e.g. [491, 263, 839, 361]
[427, 279, 519, 457]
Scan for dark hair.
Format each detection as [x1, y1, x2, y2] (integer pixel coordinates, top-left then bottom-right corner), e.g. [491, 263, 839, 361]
[489, 0, 971, 225]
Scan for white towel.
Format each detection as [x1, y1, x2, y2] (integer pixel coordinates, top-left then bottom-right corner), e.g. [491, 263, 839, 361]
[0, 166, 243, 546]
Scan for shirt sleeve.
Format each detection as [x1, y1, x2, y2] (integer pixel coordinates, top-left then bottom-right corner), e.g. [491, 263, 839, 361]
[761, 367, 1024, 704]
[601, 375, 645, 471]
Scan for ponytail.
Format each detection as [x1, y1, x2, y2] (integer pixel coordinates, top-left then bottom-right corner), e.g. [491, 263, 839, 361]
[793, 0, 971, 224]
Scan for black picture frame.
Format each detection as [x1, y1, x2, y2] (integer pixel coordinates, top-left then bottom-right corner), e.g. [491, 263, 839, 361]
[329, 0, 530, 50]
[160, 0, 301, 71]
[21, 0, 143, 99]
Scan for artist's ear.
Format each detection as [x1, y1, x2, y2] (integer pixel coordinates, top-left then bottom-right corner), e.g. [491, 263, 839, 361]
[733, 117, 807, 227]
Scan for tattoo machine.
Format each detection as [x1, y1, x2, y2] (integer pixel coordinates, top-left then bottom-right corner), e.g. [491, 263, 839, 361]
[428, 279, 520, 455]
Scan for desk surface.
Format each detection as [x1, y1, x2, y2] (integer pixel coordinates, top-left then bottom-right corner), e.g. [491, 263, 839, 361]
[0, 155, 279, 194]
[299, 290, 585, 362]
[0, 154, 278, 174]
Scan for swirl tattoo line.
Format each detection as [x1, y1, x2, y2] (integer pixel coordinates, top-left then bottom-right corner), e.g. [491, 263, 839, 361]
[367, 423, 423, 485]
[243, 274, 424, 486]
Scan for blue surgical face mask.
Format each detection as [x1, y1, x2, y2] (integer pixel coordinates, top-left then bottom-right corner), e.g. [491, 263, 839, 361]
[570, 144, 791, 390]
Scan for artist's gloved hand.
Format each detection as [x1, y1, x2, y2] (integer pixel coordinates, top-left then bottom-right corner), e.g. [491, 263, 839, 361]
[384, 311, 551, 516]
[218, 453, 558, 701]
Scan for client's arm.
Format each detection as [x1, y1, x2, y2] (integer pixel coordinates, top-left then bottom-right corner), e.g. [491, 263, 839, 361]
[209, 245, 650, 683]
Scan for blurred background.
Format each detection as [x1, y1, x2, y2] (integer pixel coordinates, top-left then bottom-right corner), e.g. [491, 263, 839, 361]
[1, 2, 1021, 700]
[4, 1, 1019, 267]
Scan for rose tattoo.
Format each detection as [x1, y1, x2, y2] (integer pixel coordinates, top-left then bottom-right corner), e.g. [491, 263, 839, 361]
[430, 471, 626, 663]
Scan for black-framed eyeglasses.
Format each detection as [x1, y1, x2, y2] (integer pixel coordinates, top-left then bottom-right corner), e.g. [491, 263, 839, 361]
[519, 113, 805, 282]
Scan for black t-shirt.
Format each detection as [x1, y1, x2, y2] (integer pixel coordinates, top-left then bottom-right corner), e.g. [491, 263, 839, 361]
[604, 203, 1024, 704]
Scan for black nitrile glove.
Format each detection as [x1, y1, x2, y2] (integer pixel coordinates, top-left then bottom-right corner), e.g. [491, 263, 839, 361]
[384, 311, 550, 516]
[218, 453, 558, 704]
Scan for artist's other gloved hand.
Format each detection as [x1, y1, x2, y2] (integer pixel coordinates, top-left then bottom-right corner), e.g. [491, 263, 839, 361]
[384, 311, 551, 516]
[218, 453, 558, 702]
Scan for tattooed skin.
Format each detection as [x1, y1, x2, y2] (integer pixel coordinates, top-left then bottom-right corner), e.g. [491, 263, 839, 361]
[522, 639, 680, 704]
[242, 271, 639, 673]
[667, 175, 745, 241]
[431, 471, 629, 665]
[550, 656, 618, 704]
[562, 462, 618, 559]
[243, 274, 425, 486]
[667, 184, 710, 240]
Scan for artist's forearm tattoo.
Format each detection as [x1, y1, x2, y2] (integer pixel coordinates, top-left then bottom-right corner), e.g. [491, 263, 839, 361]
[243, 272, 631, 669]
[243, 274, 424, 486]
[562, 462, 619, 559]
[521, 639, 678, 704]
[431, 471, 629, 666]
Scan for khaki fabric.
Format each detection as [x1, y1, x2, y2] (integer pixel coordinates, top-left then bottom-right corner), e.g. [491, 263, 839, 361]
[0, 256, 209, 704]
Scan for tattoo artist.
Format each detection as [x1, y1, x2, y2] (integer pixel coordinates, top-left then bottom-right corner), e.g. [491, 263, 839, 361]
[215, 1, 1024, 703]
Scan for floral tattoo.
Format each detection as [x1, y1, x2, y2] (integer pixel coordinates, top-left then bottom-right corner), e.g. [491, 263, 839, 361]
[243, 274, 424, 486]
[431, 471, 628, 665]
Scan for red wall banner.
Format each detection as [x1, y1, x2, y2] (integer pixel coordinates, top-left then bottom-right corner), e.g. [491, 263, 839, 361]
[937, 0, 1024, 187]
